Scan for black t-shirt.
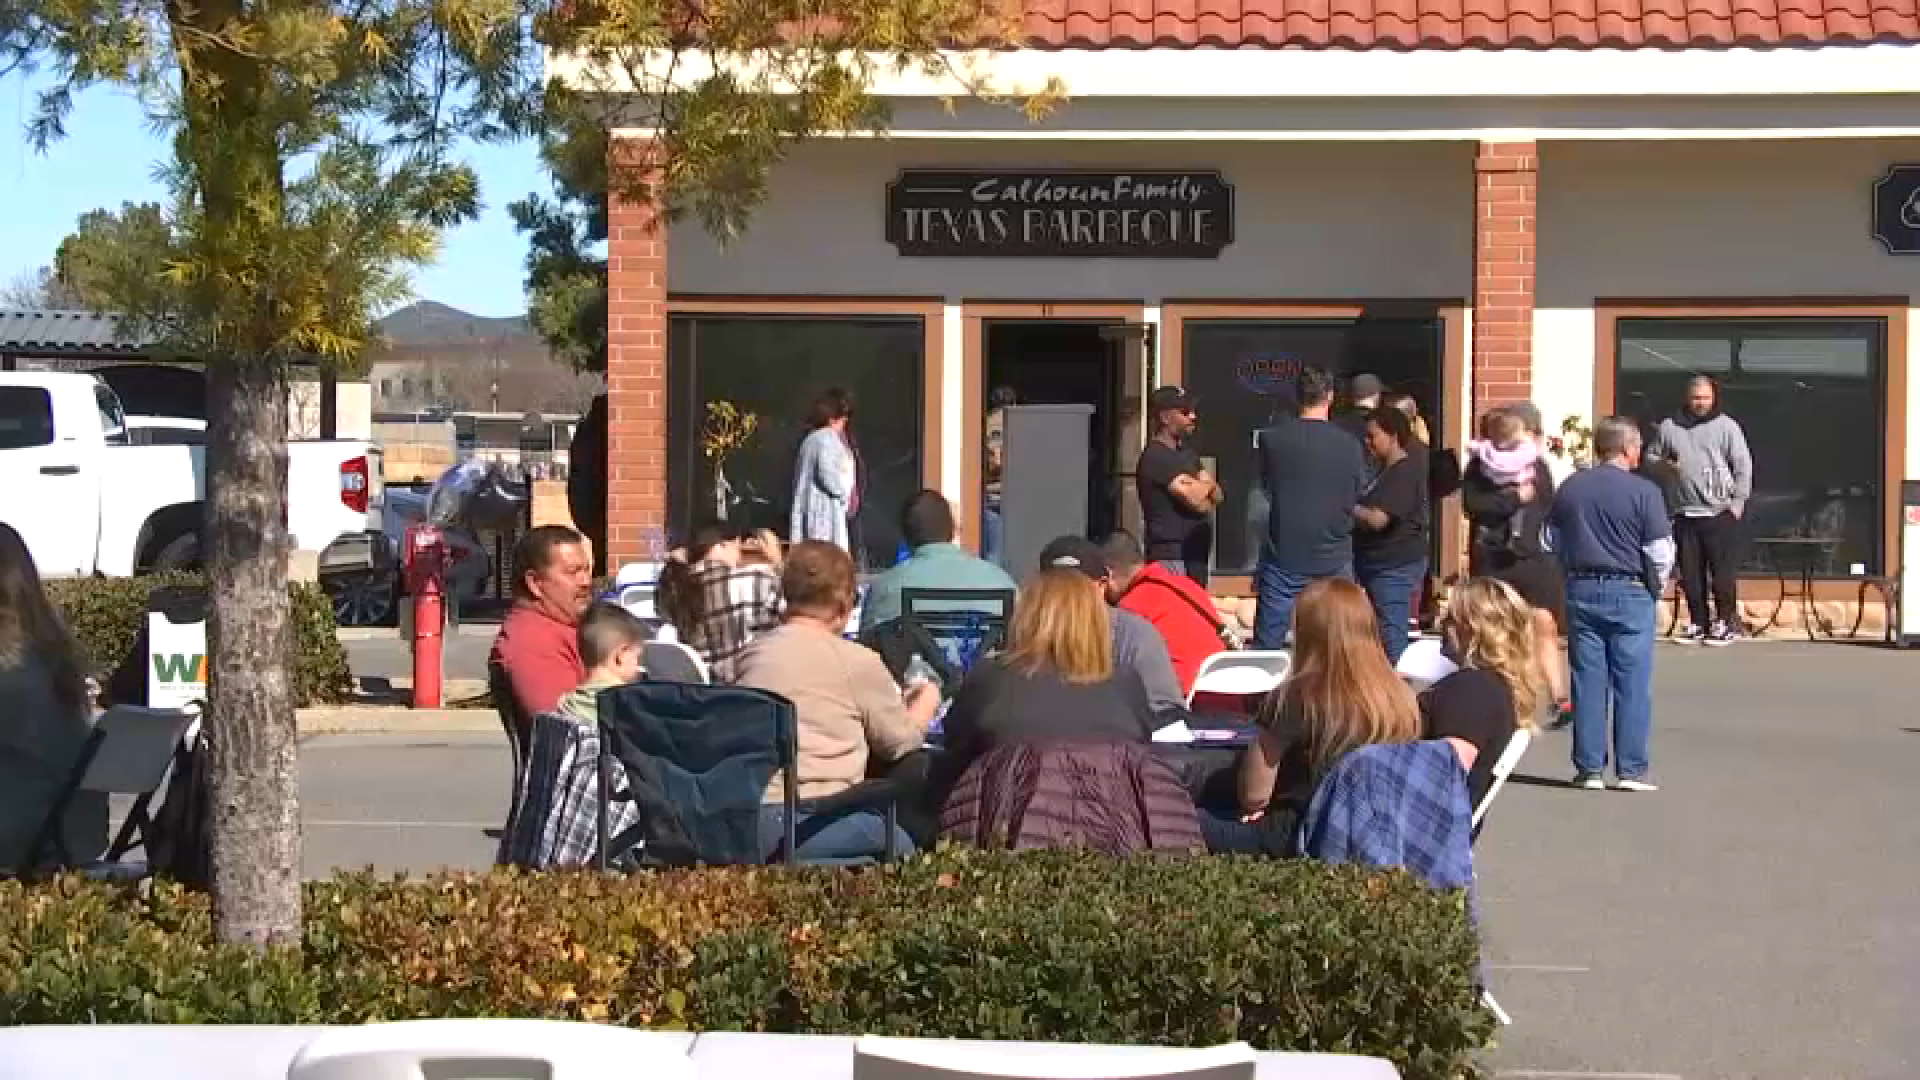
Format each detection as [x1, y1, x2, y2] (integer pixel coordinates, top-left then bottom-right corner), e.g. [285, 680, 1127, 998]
[941, 659, 1157, 776]
[1353, 447, 1431, 571]
[1255, 418, 1370, 575]
[1136, 441, 1211, 564]
[1419, 667, 1515, 807]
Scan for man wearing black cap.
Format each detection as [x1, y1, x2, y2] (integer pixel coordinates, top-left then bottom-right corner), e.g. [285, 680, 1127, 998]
[1336, 373, 1384, 442]
[1039, 535, 1187, 723]
[1135, 386, 1221, 587]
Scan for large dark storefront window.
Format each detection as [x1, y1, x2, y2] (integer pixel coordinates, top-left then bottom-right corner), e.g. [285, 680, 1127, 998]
[668, 315, 924, 570]
[1614, 318, 1886, 576]
[1182, 317, 1443, 576]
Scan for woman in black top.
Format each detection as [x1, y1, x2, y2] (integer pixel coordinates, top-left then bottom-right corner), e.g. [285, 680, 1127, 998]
[941, 567, 1157, 776]
[1352, 406, 1430, 663]
[1420, 577, 1542, 806]
[1200, 579, 1422, 856]
[1459, 403, 1570, 718]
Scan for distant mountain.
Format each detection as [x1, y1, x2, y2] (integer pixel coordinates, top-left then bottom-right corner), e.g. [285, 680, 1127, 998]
[376, 300, 534, 348]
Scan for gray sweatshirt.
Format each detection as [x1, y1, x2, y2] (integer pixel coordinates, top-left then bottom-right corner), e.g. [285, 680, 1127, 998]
[1648, 412, 1753, 517]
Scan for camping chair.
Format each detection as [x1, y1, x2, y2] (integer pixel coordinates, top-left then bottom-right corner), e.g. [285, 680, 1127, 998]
[900, 587, 1015, 677]
[1184, 650, 1290, 708]
[594, 681, 906, 868]
[642, 640, 710, 684]
[1469, 726, 1533, 1027]
[23, 705, 196, 874]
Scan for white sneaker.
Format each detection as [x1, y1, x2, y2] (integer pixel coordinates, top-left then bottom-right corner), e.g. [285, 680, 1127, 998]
[1573, 772, 1606, 791]
[1614, 777, 1660, 792]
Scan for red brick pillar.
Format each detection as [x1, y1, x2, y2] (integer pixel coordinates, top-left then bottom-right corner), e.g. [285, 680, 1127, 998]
[605, 137, 668, 570]
[1472, 140, 1538, 416]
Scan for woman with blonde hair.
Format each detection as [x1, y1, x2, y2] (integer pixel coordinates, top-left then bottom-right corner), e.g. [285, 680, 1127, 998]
[940, 566, 1157, 775]
[1203, 577, 1421, 854]
[1421, 576, 1541, 805]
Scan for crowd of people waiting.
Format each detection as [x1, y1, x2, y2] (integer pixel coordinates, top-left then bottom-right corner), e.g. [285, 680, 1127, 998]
[488, 481, 1547, 869]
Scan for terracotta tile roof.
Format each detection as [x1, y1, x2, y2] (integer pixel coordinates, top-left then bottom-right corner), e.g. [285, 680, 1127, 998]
[1013, 0, 1920, 49]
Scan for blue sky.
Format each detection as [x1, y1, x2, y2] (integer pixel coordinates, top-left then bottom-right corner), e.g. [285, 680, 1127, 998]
[0, 75, 547, 317]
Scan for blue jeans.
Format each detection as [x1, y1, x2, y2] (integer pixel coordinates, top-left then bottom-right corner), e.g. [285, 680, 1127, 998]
[758, 806, 915, 866]
[1565, 576, 1657, 779]
[1252, 562, 1351, 649]
[1359, 558, 1427, 663]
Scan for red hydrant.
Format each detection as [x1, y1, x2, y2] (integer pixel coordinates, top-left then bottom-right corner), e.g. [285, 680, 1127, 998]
[405, 523, 448, 709]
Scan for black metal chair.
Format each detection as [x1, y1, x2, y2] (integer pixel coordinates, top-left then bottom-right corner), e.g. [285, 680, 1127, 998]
[21, 705, 196, 875]
[487, 660, 531, 839]
[594, 681, 904, 868]
[899, 587, 1016, 677]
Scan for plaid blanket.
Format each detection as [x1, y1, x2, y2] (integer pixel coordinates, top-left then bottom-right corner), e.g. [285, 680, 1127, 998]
[496, 711, 640, 870]
[1298, 740, 1475, 892]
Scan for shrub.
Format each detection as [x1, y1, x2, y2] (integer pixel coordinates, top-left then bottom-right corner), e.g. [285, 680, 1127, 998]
[45, 573, 353, 708]
[0, 852, 1493, 1078]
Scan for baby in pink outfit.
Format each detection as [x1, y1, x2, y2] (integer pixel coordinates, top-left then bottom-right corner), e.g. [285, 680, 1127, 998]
[1470, 409, 1540, 549]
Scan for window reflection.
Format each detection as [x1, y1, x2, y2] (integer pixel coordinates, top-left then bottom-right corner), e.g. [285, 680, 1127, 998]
[1181, 317, 1444, 576]
[1615, 318, 1885, 576]
[667, 315, 925, 570]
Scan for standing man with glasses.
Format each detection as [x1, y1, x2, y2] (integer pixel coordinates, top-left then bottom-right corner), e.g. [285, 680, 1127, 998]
[1135, 386, 1221, 587]
[1647, 375, 1752, 646]
[1546, 417, 1674, 792]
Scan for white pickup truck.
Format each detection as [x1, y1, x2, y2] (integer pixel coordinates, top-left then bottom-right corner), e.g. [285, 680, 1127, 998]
[0, 371, 387, 583]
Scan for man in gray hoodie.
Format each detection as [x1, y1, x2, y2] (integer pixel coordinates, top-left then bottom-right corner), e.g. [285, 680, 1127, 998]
[1647, 376, 1753, 646]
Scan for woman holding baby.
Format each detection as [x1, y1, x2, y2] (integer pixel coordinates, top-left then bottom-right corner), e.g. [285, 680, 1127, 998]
[1460, 402, 1571, 724]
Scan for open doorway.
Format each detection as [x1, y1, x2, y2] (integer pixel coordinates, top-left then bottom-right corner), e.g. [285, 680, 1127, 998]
[984, 320, 1122, 546]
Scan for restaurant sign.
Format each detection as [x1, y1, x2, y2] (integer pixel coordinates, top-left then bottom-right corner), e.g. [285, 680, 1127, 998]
[886, 170, 1234, 258]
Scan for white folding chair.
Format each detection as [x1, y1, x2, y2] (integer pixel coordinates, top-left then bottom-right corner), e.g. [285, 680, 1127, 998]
[1184, 650, 1290, 707]
[288, 1019, 695, 1080]
[854, 1036, 1260, 1080]
[617, 582, 657, 620]
[643, 640, 710, 684]
[1472, 726, 1532, 833]
[1470, 726, 1532, 1028]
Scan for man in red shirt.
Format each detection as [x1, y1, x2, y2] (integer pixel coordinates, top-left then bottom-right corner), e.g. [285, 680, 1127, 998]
[1099, 530, 1227, 698]
[489, 525, 596, 721]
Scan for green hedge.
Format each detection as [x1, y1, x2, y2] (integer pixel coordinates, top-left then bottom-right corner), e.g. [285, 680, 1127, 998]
[0, 852, 1493, 1078]
[45, 573, 352, 708]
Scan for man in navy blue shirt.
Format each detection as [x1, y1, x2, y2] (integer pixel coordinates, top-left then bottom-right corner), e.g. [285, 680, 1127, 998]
[1251, 366, 1370, 647]
[1545, 416, 1674, 792]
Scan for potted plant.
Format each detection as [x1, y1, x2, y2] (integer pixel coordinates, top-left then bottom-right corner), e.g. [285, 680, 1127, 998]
[702, 400, 760, 520]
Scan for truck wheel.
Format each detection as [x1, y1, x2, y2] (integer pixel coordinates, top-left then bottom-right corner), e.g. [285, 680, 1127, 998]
[327, 570, 399, 627]
[149, 531, 203, 573]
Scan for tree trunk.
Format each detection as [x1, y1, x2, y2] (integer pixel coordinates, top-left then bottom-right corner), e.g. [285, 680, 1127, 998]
[204, 354, 302, 944]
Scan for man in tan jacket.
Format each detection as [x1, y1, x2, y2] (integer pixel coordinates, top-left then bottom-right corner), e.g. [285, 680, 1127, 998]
[734, 540, 939, 862]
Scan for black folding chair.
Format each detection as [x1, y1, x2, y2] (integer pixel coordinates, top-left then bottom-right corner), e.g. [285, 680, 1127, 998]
[594, 681, 903, 868]
[23, 705, 196, 874]
[900, 587, 1016, 678]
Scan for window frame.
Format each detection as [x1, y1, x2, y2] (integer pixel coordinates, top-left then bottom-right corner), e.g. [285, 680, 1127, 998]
[664, 299, 944, 560]
[1161, 301, 1468, 593]
[1595, 300, 1908, 584]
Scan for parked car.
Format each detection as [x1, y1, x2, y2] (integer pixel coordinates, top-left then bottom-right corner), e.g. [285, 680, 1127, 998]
[0, 371, 388, 594]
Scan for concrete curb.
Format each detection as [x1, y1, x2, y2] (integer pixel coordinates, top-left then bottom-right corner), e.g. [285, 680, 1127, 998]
[297, 707, 499, 735]
[336, 624, 499, 641]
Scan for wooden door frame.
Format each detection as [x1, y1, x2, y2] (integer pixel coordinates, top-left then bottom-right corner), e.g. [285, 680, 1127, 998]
[960, 301, 1146, 554]
[1594, 297, 1908, 588]
[1160, 300, 1469, 595]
